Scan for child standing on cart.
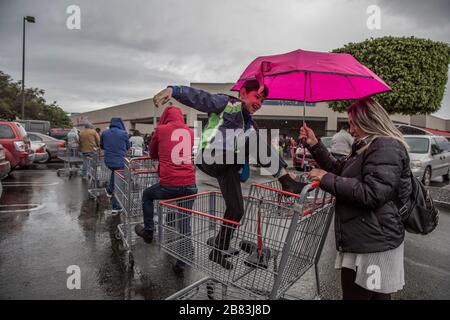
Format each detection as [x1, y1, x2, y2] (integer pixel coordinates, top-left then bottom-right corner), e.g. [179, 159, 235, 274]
[153, 80, 305, 270]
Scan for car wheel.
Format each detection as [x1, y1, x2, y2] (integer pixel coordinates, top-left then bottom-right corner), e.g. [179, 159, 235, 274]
[422, 166, 432, 186]
[443, 166, 450, 181]
[45, 151, 52, 163]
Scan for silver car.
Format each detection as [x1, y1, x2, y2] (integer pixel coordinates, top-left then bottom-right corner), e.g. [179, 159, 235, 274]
[405, 135, 450, 186]
[27, 132, 66, 162]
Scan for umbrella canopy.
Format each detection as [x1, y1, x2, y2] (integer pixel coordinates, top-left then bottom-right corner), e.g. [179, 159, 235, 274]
[231, 49, 391, 102]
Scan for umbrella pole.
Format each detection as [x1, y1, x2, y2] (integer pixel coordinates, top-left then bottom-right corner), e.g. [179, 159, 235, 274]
[300, 72, 308, 169]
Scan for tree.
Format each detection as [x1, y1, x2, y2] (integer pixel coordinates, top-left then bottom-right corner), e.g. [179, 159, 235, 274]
[330, 36, 450, 115]
[0, 70, 72, 127]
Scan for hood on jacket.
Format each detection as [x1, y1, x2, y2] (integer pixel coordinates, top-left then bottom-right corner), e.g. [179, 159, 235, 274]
[158, 106, 185, 126]
[110, 117, 126, 131]
[84, 122, 94, 129]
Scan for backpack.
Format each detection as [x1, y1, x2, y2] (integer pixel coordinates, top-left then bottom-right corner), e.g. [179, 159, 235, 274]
[361, 137, 439, 235]
[397, 174, 439, 235]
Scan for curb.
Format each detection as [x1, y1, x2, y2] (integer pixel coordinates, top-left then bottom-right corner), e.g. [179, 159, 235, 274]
[434, 200, 450, 210]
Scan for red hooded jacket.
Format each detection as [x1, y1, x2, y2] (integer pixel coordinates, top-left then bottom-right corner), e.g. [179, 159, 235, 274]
[150, 106, 196, 186]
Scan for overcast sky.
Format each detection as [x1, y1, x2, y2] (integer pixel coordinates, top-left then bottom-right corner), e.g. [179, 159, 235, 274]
[1, 0, 449, 118]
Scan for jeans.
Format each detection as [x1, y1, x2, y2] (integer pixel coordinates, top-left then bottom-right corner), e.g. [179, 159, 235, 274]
[81, 152, 95, 177]
[142, 183, 198, 233]
[143, 183, 197, 268]
[106, 166, 124, 210]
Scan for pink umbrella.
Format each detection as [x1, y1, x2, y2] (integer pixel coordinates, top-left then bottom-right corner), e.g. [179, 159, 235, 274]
[231, 49, 391, 102]
[231, 49, 392, 167]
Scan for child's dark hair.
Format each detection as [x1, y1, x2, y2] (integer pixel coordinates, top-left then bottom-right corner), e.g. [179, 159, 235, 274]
[241, 79, 269, 97]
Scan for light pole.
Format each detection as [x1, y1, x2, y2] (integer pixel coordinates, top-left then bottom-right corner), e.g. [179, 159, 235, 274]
[21, 15, 35, 120]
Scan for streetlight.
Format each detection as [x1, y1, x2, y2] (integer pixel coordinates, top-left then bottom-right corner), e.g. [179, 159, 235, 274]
[21, 15, 36, 120]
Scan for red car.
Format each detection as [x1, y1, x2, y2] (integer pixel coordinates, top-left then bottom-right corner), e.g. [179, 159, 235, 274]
[0, 121, 32, 170]
[0, 144, 11, 179]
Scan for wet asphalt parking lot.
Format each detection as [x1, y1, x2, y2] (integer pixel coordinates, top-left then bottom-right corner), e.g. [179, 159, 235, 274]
[0, 161, 449, 300]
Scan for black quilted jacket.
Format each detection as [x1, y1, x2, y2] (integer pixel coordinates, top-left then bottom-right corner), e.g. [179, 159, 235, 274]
[309, 136, 411, 253]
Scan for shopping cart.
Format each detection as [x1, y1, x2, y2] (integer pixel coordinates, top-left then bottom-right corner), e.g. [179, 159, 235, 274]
[114, 156, 159, 269]
[56, 147, 83, 178]
[158, 181, 334, 300]
[166, 277, 261, 300]
[87, 151, 111, 200]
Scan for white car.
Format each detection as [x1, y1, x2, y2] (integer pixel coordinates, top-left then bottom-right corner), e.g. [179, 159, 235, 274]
[405, 135, 450, 186]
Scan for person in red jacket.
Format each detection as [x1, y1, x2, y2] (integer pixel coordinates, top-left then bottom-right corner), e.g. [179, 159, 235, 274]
[135, 106, 197, 270]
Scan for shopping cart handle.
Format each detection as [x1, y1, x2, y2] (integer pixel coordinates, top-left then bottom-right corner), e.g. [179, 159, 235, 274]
[308, 180, 321, 191]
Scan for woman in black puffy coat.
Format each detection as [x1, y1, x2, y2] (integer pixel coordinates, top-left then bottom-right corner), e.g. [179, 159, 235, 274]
[300, 97, 411, 300]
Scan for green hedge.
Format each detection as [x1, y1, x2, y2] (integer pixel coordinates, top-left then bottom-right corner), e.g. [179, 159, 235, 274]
[330, 36, 450, 115]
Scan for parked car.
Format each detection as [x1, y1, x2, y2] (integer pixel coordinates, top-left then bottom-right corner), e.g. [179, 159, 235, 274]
[0, 121, 32, 169]
[29, 141, 48, 163]
[49, 128, 71, 140]
[0, 144, 11, 179]
[405, 135, 450, 186]
[17, 119, 51, 135]
[27, 132, 66, 162]
[293, 146, 317, 171]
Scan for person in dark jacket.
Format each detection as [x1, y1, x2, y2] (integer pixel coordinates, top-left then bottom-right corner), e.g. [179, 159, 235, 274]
[100, 117, 130, 214]
[300, 97, 411, 300]
[153, 80, 304, 270]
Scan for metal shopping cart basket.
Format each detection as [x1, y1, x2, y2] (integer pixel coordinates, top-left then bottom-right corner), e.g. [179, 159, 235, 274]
[114, 156, 159, 268]
[56, 147, 83, 178]
[87, 150, 111, 200]
[158, 181, 334, 300]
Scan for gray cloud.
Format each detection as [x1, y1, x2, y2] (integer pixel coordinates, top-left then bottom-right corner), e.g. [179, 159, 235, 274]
[0, 0, 449, 117]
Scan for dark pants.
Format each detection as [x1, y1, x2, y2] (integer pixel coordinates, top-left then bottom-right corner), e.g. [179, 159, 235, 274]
[198, 131, 287, 252]
[142, 183, 198, 233]
[106, 166, 123, 210]
[341, 268, 391, 300]
[197, 162, 244, 251]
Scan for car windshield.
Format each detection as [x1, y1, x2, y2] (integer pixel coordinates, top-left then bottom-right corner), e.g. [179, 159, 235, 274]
[405, 137, 429, 154]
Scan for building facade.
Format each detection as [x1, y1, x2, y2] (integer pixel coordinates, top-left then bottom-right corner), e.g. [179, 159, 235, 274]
[70, 82, 449, 138]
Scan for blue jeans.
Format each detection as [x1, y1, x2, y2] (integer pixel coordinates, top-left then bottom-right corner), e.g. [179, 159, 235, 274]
[142, 183, 198, 233]
[106, 166, 124, 210]
[143, 183, 197, 268]
[81, 152, 95, 177]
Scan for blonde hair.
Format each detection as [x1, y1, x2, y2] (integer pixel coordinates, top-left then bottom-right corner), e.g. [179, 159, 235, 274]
[348, 97, 409, 149]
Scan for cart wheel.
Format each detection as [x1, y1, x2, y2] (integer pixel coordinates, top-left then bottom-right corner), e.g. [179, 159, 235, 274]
[115, 230, 122, 240]
[206, 281, 215, 300]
